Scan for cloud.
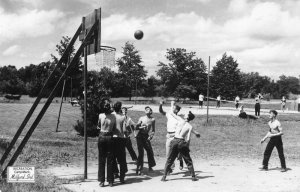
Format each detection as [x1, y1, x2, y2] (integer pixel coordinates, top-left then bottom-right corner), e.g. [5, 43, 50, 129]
[3, 45, 21, 56]
[100, 1, 300, 78]
[41, 51, 51, 60]
[0, 8, 65, 45]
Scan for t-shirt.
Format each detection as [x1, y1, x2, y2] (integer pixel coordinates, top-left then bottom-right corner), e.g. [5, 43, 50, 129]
[217, 96, 221, 101]
[199, 94, 204, 101]
[235, 97, 240, 102]
[166, 112, 179, 133]
[268, 119, 282, 134]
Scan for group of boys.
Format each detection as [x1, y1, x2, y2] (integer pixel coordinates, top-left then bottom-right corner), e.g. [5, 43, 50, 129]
[97, 98, 287, 187]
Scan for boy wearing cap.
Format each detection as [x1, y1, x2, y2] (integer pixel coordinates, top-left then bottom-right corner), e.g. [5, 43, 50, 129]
[135, 106, 156, 175]
[260, 110, 287, 172]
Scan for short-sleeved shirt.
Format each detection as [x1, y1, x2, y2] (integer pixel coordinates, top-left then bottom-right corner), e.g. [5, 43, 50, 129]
[199, 94, 204, 101]
[268, 119, 282, 134]
[217, 96, 221, 101]
[235, 97, 240, 102]
[166, 112, 179, 133]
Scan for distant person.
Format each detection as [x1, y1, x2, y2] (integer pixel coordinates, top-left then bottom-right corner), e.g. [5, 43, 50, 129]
[235, 96, 240, 109]
[198, 93, 204, 108]
[255, 95, 261, 118]
[122, 107, 138, 163]
[216, 95, 221, 108]
[135, 106, 156, 175]
[238, 105, 258, 120]
[260, 110, 287, 172]
[161, 111, 200, 182]
[97, 99, 116, 187]
[281, 96, 286, 112]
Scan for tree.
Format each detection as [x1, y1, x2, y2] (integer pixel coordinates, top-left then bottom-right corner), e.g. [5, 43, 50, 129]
[277, 75, 300, 97]
[116, 42, 147, 100]
[240, 72, 273, 98]
[143, 76, 161, 97]
[210, 53, 242, 100]
[157, 48, 207, 100]
[51, 36, 82, 98]
[0, 65, 26, 94]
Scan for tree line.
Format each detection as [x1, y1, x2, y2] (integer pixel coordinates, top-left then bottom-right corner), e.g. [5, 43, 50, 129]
[1, 38, 300, 101]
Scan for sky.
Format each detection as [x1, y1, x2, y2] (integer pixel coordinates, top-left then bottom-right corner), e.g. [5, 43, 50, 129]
[0, 0, 300, 79]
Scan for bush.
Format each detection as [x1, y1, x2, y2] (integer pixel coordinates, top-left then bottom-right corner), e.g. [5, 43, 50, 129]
[73, 120, 99, 137]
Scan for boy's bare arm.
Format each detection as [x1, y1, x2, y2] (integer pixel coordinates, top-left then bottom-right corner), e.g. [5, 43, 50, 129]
[159, 101, 166, 115]
[191, 129, 201, 138]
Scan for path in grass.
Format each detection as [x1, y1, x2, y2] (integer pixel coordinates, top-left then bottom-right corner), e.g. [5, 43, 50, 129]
[45, 157, 300, 192]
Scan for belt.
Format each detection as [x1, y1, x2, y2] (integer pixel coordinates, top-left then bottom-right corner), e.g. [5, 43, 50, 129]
[174, 137, 184, 140]
[99, 132, 113, 136]
[167, 132, 175, 134]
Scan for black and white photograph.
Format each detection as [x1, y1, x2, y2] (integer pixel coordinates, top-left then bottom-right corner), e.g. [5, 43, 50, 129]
[0, 0, 300, 191]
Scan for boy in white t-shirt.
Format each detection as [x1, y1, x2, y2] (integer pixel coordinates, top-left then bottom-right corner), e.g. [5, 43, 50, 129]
[260, 110, 287, 172]
[199, 93, 204, 108]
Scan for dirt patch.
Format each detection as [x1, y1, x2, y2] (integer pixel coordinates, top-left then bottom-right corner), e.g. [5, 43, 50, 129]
[43, 157, 300, 192]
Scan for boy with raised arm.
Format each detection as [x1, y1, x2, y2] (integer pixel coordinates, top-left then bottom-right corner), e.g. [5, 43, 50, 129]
[159, 100, 182, 170]
[161, 111, 200, 182]
[260, 110, 287, 172]
[135, 106, 156, 175]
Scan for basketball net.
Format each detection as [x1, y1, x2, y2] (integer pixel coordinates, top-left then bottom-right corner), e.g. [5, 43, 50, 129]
[94, 48, 116, 69]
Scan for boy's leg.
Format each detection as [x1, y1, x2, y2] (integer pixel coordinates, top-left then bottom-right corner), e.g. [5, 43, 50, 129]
[136, 135, 145, 174]
[106, 136, 115, 184]
[98, 136, 106, 183]
[115, 138, 128, 182]
[126, 137, 137, 161]
[144, 137, 156, 168]
[275, 138, 286, 169]
[178, 141, 196, 180]
[162, 139, 179, 181]
[262, 139, 275, 169]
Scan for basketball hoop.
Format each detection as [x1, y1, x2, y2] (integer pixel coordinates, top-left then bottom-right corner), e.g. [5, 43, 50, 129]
[94, 45, 116, 69]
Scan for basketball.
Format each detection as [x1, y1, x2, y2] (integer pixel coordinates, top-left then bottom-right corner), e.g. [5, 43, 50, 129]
[134, 30, 144, 40]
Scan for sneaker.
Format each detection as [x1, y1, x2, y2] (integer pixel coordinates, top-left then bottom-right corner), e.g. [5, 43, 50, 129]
[161, 176, 167, 182]
[281, 168, 287, 172]
[259, 167, 268, 171]
[192, 176, 198, 181]
[148, 167, 154, 172]
[109, 182, 113, 187]
[120, 178, 125, 184]
[114, 173, 120, 179]
[99, 182, 105, 187]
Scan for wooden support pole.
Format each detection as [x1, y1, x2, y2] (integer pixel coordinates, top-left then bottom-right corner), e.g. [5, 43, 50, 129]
[1, 23, 97, 177]
[0, 24, 82, 167]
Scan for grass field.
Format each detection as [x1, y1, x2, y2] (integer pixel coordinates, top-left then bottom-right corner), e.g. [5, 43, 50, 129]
[0, 101, 300, 191]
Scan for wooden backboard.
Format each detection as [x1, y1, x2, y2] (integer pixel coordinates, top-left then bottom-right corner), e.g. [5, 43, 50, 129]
[79, 8, 101, 55]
